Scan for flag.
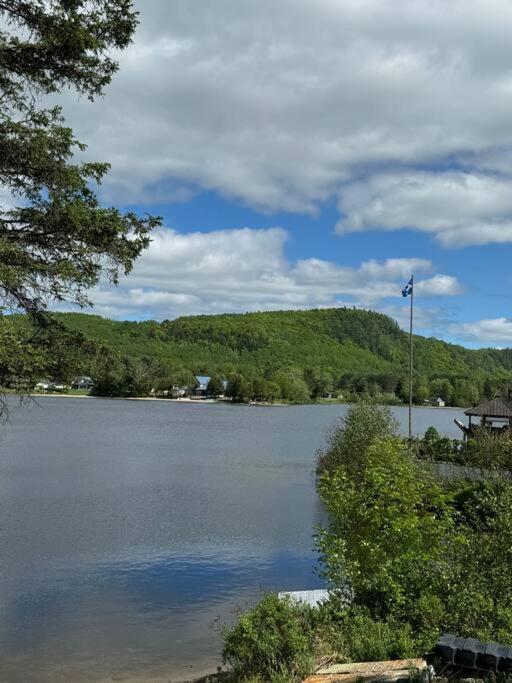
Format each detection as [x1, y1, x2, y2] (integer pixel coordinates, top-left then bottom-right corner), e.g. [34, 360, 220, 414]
[402, 277, 413, 297]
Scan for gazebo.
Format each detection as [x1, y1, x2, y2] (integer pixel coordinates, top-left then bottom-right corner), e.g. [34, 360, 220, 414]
[455, 397, 512, 439]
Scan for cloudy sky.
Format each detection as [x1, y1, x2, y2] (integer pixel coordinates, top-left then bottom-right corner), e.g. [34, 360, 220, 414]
[57, 0, 512, 347]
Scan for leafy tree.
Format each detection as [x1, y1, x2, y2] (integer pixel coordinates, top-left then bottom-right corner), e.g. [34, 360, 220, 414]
[304, 368, 333, 399]
[318, 437, 459, 635]
[226, 373, 248, 402]
[483, 378, 495, 400]
[272, 369, 310, 402]
[394, 378, 406, 402]
[207, 374, 225, 397]
[413, 377, 429, 404]
[430, 378, 453, 404]
[93, 354, 159, 397]
[450, 379, 471, 407]
[248, 377, 281, 402]
[338, 373, 354, 390]
[376, 373, 400, 393]
[0, 1, 160, 406]
[353, 376, 369, 396]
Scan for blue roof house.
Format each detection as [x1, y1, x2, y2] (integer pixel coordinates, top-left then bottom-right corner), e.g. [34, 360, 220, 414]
[193, 376, 211, 396]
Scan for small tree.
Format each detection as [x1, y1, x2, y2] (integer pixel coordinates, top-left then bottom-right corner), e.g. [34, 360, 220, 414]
[207, 374, 225, 397]
[316, 402, 398, 475]
[226, 373, 248, 402]
[272, 369, 310, 402]
[318, 437, 458, 632]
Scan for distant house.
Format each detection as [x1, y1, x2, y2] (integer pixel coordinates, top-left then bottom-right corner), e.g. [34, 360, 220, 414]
[35, 379, 51, 391]
[71, 376, 94, 390]
[192, 376, 228, 398]
[434, 397, 446, 408]
[171, 385, 188, 398]
[193, 376, 211, 397]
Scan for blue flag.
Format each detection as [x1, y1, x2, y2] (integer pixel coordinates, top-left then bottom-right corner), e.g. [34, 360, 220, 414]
[402, 277, 413, 297]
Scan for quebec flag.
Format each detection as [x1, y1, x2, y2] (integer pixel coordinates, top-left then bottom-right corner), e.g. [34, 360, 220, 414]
[402, 277, 413, 298]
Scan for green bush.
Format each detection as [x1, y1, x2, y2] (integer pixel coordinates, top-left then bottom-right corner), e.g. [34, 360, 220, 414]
[316, 402, 398, 475]
[417, 426, 459, 463]
[316, 606, 419, 662]
[458, 431, 512, 472]
[222, 594, 316, 681]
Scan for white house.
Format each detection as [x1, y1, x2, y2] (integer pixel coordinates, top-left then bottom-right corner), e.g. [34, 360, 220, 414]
[71, 376, 94, 390]
[435, 397, 446, 408]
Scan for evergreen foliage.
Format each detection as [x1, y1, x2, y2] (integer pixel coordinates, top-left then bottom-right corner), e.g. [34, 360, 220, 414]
[0, 1, 160, 413]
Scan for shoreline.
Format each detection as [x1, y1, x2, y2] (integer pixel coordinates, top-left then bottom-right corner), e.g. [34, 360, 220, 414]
[25, 393, 468, 410]
[18, 393, 467, 410]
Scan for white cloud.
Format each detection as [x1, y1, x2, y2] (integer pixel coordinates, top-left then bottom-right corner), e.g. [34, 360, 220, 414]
[0, 186, 15, 212]
[336, 172, 512, 246]
[449, 318, 512, 344]
[415, 275, 462, 296]
[47, 0, 512, 245]
[84, 226, 460, 321]
[381, 304, 455, 337]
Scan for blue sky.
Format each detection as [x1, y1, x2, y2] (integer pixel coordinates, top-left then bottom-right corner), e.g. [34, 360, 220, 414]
[51, 0, 512, 348]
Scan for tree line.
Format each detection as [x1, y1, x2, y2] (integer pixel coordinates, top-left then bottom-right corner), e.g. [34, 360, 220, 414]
[4, 310, 512, 406]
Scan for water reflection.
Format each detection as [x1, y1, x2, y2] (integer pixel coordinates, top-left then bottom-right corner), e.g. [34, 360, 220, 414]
[0, 548, 321, 682]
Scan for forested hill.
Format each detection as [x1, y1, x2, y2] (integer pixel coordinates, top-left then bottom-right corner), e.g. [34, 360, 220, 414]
[23, 307, 512, 405]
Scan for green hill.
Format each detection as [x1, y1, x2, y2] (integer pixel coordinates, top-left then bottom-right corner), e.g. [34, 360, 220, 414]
[22, 307, 512, 405]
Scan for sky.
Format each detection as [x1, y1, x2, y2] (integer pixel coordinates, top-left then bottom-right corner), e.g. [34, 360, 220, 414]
[54, 0, 512, 348]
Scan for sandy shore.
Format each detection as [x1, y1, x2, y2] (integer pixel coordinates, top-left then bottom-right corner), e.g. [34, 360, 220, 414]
[28, 393, 294, 407]
[31, 393, 219, 404]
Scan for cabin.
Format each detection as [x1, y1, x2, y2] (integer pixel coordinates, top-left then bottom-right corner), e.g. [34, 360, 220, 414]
[435, 397, 446, 408]
[454, 396, 512, 440]
[71, 376, 94, 390]
[171, 385, 188, 398]
[192, 376, 228, 398]
[193, 375, 211, 397]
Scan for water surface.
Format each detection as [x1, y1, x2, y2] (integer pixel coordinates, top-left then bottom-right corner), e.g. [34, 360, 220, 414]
[0, 398, 465, 681]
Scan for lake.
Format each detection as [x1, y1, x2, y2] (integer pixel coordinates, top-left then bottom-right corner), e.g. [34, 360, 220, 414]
[0, 398, 465, 682]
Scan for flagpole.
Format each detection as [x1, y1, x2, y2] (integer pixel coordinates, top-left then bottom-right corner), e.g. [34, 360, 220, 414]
[408, 274, 414, 439]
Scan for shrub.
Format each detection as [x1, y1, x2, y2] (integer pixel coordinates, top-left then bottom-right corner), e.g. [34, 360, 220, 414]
[458, 431, 512, 473]
[417, 426, 459, 463]
[312, 599, 436, 664]
[316, 402, 399, 475]
[323, 608, 418, 662]
[222, 594, 316, 681]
